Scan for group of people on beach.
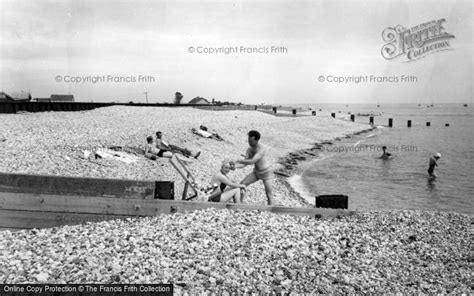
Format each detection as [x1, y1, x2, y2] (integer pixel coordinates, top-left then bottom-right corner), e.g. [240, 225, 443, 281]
[144, 129, 275, 205]
[380, 146, 442, 178]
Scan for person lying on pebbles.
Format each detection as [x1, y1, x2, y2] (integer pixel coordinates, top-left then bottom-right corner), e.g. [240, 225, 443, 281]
[207, 161, 246, 203]
[144, 136, 192, 163]
[156, 131, 201, 159]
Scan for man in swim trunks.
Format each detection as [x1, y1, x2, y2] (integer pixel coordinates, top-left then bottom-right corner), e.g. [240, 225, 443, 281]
[145, 136, 191, 163]
[428, 152, 441, 178]
[156, 131, 201, 159]
[234, 130, 275, 205]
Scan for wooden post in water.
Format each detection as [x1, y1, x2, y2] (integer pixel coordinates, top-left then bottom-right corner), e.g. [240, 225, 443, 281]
[369, 116, 374, 125]
[407, 120, 412, 127]
[331, 113, 336, 118]
[350, 114, 355, 122]
[426, 122, 430, 126]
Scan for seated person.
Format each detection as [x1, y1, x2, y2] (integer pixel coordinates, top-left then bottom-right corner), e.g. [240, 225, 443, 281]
[156, 131, 200, 159]
[145, 136, 191, 163]
[207, 161, 246, 203]
[380, 146, 392, 160]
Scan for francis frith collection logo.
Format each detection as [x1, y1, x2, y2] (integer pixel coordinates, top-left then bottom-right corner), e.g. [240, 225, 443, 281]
[381, 19, 455, 62]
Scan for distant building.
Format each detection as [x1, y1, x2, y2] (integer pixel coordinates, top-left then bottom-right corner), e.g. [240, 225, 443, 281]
[50, 94, 74, 102]
[188, 97, 210, 105]
[0, 92, 12, 102]
[35, 94, 74, 102]
[0, 91, 31, 102]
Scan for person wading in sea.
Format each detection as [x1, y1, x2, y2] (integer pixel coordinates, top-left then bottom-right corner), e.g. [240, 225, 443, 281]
[428, 152, 442, 178]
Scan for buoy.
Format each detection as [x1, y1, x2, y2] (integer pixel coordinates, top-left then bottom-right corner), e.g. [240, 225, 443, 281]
[426, 122, 430, 126]
[445, 123, 450, 127]
[331, 113, 335, 118]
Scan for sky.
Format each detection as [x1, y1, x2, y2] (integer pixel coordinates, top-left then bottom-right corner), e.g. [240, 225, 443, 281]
[0, 0, 472, 104]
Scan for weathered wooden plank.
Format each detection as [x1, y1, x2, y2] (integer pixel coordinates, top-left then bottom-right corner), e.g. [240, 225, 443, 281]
[0, 173, 157, 199]
[0, 209, 137, 229]
[0, 227, 24, 232]
[0, 192, 171, 216]
[0, 192, 352, 217]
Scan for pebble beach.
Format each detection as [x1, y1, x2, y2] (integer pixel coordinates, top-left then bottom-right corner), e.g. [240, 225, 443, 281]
[0, 106, 471, 293]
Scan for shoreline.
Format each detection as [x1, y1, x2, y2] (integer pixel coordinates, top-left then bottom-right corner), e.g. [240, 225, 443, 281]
[277, 126, 377, 207]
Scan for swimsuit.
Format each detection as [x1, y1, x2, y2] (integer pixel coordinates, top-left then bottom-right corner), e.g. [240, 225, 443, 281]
[208, 183, 227, 202]
[252, 167, 273, 181]
[428, 157, 436, 175]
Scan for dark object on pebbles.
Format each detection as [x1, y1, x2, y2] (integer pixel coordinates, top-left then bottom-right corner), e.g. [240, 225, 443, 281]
[316, 195, 348, 209]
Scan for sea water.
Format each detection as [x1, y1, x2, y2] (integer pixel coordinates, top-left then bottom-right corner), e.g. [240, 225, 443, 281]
[295, 103, 473, 215]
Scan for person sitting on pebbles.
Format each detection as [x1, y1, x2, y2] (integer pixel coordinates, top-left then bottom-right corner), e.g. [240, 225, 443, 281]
[207, 161, 246, 203]
[144, 136, 191, 163]
[156, 131, 200, 159]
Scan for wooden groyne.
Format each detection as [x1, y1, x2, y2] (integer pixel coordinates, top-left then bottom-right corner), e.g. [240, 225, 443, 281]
[0, 102, 245, 114]
[0, 173, 353, 231]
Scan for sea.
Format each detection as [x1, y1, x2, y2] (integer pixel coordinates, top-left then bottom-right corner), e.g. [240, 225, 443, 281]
[290, 103, 473, 216]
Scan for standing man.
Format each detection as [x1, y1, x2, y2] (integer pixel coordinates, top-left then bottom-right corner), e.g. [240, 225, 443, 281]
[428, 152, 442, 178]
[234, 130, 275, 205]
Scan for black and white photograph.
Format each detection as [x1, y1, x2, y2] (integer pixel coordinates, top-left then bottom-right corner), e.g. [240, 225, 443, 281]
[0, 0, 472, 294]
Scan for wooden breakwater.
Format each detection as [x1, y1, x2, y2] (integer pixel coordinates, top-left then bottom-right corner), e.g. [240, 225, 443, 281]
[0, 173, 353, 231]
[0, 102, 251, 114]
